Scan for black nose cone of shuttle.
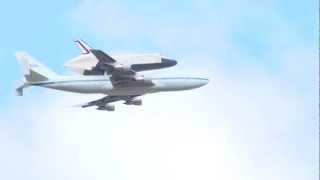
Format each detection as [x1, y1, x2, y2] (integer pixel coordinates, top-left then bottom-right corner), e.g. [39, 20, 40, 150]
[161, 58, 178, 67]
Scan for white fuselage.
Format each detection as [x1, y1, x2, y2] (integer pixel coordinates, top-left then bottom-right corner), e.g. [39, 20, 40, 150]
[31, 75, 209, 96]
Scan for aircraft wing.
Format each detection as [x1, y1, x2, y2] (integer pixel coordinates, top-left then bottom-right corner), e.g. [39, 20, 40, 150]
[77, 95, 141, 111]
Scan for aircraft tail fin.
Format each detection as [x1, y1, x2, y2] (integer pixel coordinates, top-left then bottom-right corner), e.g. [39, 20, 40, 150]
[15, 52, 59, 83]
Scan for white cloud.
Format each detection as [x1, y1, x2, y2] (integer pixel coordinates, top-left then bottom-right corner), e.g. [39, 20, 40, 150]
[66, 0, 318, 94]
[0, 60, 317, 180]
[66, 0, 313, 56]
[1, 91, 234, 180]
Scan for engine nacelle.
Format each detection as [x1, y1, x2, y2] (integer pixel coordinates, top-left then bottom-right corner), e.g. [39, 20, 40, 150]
[124, 99, 142, 106]
[97, 104, 115, 111]
[134, 75, 144, 81]
[113, 64, 131, 72]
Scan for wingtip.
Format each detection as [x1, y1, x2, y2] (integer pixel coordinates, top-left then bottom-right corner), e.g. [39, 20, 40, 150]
[72, 103, 85, 108]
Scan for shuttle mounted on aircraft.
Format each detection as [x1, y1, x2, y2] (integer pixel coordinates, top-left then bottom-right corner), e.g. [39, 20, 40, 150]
[16, 40, 208, 111]
[65, 40, 177, 75]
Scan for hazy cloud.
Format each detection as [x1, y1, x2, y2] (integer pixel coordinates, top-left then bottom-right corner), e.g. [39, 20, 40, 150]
[0, 59, 317, 180]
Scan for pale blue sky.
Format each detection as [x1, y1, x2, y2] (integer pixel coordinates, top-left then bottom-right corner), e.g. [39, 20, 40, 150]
[0, 0, 315, 107]
[0, 0, 316, 85]
[0, 0, 318, 180]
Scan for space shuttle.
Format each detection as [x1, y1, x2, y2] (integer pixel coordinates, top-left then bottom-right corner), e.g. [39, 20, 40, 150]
[64, 40, 177, 75]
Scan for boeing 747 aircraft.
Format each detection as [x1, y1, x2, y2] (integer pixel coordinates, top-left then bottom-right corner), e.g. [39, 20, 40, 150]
[16, 40, 208, 111]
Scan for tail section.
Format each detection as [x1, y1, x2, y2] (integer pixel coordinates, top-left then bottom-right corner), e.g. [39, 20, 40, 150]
[15, 52, 59, 96]
[16, 52, 58, 83]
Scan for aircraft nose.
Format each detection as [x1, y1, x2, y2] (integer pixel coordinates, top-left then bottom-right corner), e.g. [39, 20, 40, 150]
[183, 78, 209, 90]
[161, 58, 178, 67]
[197, 78, 209, 87]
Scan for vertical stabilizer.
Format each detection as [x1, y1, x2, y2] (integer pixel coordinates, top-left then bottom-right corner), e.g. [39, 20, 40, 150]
[15, 52, 59, 96]
[16, 52, 58, 83]
[74, 39, 92, 54]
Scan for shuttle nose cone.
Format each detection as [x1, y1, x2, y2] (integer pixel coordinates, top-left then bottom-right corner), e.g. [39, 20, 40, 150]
[161, 58, 178, 67]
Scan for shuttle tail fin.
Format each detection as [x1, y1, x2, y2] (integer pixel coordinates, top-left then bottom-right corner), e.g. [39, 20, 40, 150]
[74, 39, 92, 54]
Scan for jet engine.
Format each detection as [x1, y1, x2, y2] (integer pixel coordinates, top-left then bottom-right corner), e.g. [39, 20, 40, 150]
[124, 99, 142, 106]
[113, 64, 131, 72]
[97, 104, 115, 111]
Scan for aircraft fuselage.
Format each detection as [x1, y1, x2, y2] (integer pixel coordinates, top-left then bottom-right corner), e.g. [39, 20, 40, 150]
[31, 76, 209, 96]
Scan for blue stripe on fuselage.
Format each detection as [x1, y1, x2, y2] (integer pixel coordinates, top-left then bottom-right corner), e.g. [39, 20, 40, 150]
[30, 77, 208, 86]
